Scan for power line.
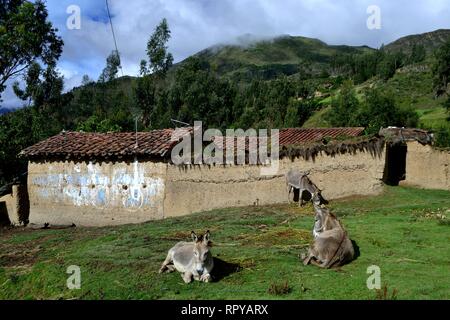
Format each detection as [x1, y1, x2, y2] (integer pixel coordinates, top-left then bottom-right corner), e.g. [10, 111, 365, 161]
[105, 0, 123, 77]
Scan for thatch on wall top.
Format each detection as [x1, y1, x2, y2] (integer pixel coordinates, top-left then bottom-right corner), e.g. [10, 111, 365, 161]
[280, 135, 385, 162]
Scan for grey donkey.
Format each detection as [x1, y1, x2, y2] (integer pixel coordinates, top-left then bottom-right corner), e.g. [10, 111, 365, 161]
[159, 230, 214, 283]
[286, 169, 328, 206]
[302, 204, 354, 268]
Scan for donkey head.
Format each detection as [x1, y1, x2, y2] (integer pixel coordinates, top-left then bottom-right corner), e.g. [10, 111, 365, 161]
[311, 189, 329, 206]
[191, 230, 212, 274]
[313, 205, 339, 231]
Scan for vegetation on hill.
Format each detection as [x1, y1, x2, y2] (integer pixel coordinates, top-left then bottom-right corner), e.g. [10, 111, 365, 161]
[1, 2, 450, 186]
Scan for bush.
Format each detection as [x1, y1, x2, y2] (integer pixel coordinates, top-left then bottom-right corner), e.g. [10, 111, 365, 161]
[326, 80, 360, 127]
[434, 126, 450, 148]
[358, 88, 419, 134]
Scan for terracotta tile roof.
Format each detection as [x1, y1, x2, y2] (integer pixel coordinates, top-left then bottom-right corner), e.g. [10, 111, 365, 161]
[19, 128, 192, 160]
[279, 127, 365, 146]
[19, 127, 364, 160]
[213, 127, 365, 151]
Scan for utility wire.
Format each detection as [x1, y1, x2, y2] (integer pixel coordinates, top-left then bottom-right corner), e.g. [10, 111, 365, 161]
[105, 0, 124, 77]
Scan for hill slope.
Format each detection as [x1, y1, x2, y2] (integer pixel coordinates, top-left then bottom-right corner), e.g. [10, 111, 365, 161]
[186, 35, 374, 81]
[385, 29, 450, 54]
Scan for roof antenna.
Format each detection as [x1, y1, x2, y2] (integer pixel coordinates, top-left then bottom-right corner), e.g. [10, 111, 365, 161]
[170, 119, 190, 128]
[135, 116, 138, 148]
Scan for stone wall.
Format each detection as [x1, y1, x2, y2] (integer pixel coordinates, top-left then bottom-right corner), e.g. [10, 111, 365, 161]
[401, 141, 450, 190]
[28, 159, 166, 226]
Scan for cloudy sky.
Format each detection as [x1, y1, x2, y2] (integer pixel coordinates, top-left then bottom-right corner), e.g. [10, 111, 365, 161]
[2, 0, 450, 109]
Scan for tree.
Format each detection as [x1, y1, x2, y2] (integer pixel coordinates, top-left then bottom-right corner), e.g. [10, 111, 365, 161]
[81, 74, 93, 86]
[358, 88, 418, 134]
[326, 81, 360, 127]
[12, 61, 64, 112]
[0, 0, 63, 102]
[133, 18, 174, 128]
[99, 50, 121, 83]
[139, 60, 148, 76]
[134, 75, 156, 128]
[432, 40, 450, 96]
[378, 51, 405, 81]
[146, 18, 174, 76]
[409, 43, 426, 64]
[76, 115, 122, 133]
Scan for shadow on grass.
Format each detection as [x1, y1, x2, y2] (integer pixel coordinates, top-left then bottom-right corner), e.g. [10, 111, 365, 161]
[211, 257, 242, 282]
[351, 239, 361, 261]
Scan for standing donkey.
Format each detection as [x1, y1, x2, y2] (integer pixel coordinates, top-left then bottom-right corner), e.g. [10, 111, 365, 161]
[159, 230, 214, 283]
[286, 169, 328, 207]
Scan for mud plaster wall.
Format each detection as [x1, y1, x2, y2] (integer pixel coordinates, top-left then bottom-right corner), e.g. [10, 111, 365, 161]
[0, 185, 28, 225]
[28, 149, 386, 226]
[163, 150, 386, 217]
[28, 160, 166, 226]
[402, 141, 450, 190]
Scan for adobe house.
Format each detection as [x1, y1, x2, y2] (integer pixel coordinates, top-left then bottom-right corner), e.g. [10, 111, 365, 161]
[14, 126, 447, 227]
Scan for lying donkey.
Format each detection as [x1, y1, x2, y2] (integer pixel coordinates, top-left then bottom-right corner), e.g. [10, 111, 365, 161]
[302, 204, 354, 268]
[159, 230, 214, 283]
[286, 169, 328, 206]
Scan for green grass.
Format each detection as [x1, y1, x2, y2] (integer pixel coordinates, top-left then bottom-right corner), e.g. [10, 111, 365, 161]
[302, 106, 331, 128]
[0, 186, 449, 300]
[418, 107, 450, 129]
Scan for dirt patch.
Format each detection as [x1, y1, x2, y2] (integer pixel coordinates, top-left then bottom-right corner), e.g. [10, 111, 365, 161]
[275, 204, 315, 216]
[0, 247, 41, 269]
[0, 230, 63, 270]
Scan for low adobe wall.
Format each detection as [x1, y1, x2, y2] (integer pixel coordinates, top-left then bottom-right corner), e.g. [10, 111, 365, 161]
[27, 160, 166, 226]
[0, 185, 29, 226]
[163, 149, 386, 217]
[27, 147, 386, 226]
[401, 141, 450, 190]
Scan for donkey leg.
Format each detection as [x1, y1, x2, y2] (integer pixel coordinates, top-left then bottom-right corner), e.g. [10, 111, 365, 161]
[287, 185, 292, 203]
[200, 273, 212, 283]
[299, 189, 304, 207]
[303, 248, 315, 265]
[310, 259, 324, 268]
[159, 252, 173, 273]
[165, 265, 176, 273]
[182, 272, 193, 283]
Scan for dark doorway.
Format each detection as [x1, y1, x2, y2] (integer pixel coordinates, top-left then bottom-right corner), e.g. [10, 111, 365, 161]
[383, 143, 407, 186]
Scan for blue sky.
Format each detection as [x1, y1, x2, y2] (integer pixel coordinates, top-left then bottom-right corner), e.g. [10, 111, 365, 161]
[2, 0, 450, 109]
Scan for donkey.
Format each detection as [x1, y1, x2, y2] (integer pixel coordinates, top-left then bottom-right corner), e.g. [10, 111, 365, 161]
[159, 230, 214, 283]
[286, 169, 328, 207]
[302, 204, 354, 268]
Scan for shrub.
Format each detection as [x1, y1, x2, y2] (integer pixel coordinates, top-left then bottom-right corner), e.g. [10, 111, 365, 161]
[434, 126, 450, 148]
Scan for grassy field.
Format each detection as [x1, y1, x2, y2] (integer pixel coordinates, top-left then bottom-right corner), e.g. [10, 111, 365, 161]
[0, 186, 449, 300]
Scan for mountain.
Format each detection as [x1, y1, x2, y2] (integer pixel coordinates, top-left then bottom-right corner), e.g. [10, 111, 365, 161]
[183, 35, 375, 81]
[384, 29, 450, 54]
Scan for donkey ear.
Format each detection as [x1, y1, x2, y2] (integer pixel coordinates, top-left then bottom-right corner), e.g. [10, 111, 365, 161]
[191, 231, 198, 242]
[203, 230, 211, 243]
